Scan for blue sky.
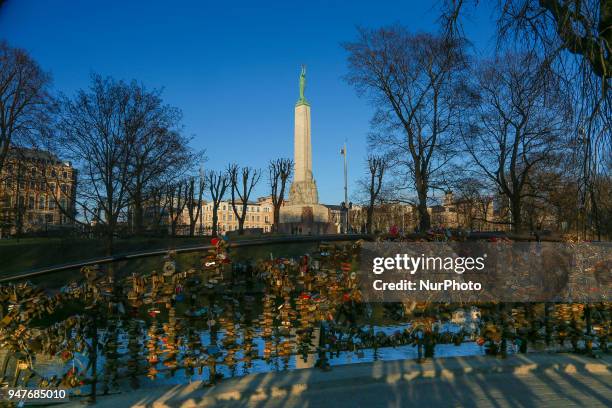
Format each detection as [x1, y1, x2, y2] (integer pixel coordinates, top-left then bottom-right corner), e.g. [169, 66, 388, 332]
[0, 0, 496, 204]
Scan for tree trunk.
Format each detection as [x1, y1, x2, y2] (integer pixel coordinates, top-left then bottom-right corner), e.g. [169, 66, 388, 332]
[366, 205, 374, 234]
[417, 193, 430, 232]
[212, 209, 219, 237]
[133, 198, 144, 235]
[510, 196, 522, 233]
[105, 222, 114, 256]
[273, 206, 281, 232]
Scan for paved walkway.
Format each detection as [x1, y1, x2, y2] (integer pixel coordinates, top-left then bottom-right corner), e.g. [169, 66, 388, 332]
[69, 353, 611, 407]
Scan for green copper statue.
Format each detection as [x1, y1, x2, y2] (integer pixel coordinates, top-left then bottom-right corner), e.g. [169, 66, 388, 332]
[297, 65, 309, 105]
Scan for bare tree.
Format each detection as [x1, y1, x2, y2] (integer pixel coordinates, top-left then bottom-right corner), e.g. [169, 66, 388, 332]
[148, 183, 169, 233]
[166, 180, 189, 236]
[440, 0, 611, 238]
[205, 170, 229, 237]
[185, 173, 206, 236]
[0, 41, 53, 173]
[459, 52, 571, 232]
[268, 158, 292, 232]
[227, 164, 261, 235]
[57, 75, 137, 253]
[441, 0, 611, 81]
[123, 82, 196, 235]
[452, 177, 496, 230]
[344, 27, 466, 231]
[501, 0, 611, 81]
[363, 155, 387, 234]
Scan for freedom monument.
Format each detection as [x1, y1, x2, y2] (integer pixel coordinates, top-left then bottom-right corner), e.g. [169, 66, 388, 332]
[279, 66, 334, 234]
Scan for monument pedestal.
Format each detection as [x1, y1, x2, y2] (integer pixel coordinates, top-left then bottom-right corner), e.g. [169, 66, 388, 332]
[279, 204, 335, 235]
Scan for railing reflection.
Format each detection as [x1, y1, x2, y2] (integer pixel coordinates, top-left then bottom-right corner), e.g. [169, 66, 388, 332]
[0, 235, 609, 402]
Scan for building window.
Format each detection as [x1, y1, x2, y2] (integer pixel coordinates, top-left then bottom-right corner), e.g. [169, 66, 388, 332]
[45, 214, 53, 223]
[38, 196, 46, 210]
[60, 184, 68, 194]
[51, 169, 57, 178]
[63, 171, 68, 179]
[28, 196, 35, 210]
[49, 199, 56, 210]
[60, 198, 67, 210]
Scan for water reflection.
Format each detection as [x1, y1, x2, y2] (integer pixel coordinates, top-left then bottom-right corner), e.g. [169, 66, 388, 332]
[0, 239, 609, 396]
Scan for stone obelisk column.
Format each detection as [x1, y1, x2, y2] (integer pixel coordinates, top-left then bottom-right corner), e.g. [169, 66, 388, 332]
[294, 102, 312, 184]
[289, 65, 318, 205]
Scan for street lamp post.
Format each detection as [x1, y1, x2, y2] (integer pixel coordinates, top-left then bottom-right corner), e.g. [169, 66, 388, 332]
[340, 142, 349, 233]
[199, 166, 205, 236]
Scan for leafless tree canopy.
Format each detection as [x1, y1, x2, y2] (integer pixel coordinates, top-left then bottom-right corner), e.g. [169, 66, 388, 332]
[185, 173, 206, 236]
[166, 179, 189, 237]
[56, 75, 138, 252]
[458, 52, 572, 231]
[0, 41, 53, 173]
[205, 169, 230, 237]
[344, 26, 467, 231]
[268, 158, 292, 231]
[440, 2, 610, 235]
[441, 0, 611, 82]
[123, 83, 198, 234]
[55, 75, 199, 250]
[227, 164, 261, 235]
[360, 155, 388, 234]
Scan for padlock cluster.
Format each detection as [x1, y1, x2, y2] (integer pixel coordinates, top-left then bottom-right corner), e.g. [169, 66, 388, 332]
[0, 237, 609, 394]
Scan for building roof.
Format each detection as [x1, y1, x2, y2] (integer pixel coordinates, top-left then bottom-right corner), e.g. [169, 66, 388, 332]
[8, 147, 64, 165]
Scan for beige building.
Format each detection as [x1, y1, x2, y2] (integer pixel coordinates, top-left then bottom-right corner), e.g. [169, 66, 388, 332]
[429, 192, 496, 231]
[0, 148, 77, 237]
[179, 196, 274, 235]
[350, 203, 415, 233]
[347, 191, 498, 234]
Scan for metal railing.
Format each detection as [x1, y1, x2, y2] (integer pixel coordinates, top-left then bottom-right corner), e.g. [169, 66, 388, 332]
[0, 233, 371, 283]
[0, 230, 561, 283]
